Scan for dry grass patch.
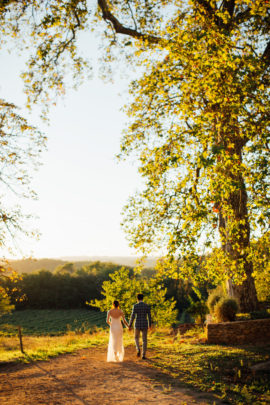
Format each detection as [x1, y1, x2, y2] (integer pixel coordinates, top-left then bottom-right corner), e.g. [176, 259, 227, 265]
[0, 330, 108, 362]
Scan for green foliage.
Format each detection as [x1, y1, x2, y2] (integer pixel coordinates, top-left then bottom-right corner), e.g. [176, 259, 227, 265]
[1, 0, 268, 311]
[117, 0, 269, 311]
[207, 285, 226, 314]
[0, 261, 132, 310]
[90, 267, 139, 316]
[160, 275, 197, 313]
[90, 267, 178, 327]
[214, 298, 239, 323]
[0, 101, 46, 250]
[150, 331, 270, 405]
[252, 232, 270, 302]
[0, 0, 90, 117]
[54, 262, 76, 275]
[187, 301, 208, 324]
[0, 294, 14, 316]
[1, 260, 197, 316]
[179, 311, 193, 324]
[0, 265, 16, 316]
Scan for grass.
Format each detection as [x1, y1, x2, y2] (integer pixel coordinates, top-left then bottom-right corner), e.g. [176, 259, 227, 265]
[1, 311, 270, 404]
[147, 328, 270, 405]
[0, 330, 108, 362]
[0, 309, 108, 362]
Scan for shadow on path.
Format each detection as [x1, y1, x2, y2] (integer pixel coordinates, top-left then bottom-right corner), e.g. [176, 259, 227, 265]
[0, 347, 225, 405]
[106, 353, 225, 404]
[32, 360, 91, 405]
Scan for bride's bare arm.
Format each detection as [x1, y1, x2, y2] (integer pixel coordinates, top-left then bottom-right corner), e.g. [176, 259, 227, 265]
[106, 310, 111, 326]
[121, 311, 129, 327]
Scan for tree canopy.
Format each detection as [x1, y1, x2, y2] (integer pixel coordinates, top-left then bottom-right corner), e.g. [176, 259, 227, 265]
[0, 100, 46, 251]
[90, 267, 178, 326]
[0, 0, 269, 311]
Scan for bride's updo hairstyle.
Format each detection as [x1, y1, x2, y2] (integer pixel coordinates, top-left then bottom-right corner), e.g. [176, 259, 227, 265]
[113, 300, 119, 308]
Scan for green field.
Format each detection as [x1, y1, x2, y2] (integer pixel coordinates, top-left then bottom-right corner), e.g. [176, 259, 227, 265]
[0, 309, 107, 336]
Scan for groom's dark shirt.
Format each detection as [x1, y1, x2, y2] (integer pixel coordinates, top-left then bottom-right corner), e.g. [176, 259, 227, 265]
[129, 301, 151, 329]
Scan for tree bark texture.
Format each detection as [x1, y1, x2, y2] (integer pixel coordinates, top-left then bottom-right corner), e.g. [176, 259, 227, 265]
[219, 139, 259, 312]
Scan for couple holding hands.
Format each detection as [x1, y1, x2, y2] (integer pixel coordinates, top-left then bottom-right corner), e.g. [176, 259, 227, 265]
[106, 293, 152, 362]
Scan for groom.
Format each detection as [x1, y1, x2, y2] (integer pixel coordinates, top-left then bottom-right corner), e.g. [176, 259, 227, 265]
[129, 293, 151, 360]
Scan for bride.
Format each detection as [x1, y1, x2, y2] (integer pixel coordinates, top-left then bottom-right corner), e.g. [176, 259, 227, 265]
[106, 300, 129, 362]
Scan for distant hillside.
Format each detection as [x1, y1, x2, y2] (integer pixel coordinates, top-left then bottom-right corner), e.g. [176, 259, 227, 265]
[4, 256, 157, 274]
[5, 258, 68, 273]
[60, 256, 157, 268]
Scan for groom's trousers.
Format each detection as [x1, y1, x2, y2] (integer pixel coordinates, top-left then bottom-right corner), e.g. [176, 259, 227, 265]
[135, 328, 147, 356]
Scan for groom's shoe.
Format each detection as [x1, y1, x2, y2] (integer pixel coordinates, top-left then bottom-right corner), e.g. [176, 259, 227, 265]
[142, 355, 146, 360]
[136, 351, 141, 358]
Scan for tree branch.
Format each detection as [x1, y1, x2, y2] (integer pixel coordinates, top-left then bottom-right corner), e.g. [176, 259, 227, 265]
[234, 7, 251, 24]
[98, 0, 161, 44]
[262, 41, 270, 64]
[195, 0, 224, 27]
[223, 0, 235, 18]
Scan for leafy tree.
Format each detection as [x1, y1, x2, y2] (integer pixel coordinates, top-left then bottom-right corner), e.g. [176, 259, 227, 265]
[118, 1, 270, 312]
[0, 261, 134, 309]
[0, 265, 15, 315]
[187, 300, 208, 324]
[1, 1, 269, 311]
[90, 267, 178, 326]
[54, 262, 76, 275]
[0, 101, 46, 251]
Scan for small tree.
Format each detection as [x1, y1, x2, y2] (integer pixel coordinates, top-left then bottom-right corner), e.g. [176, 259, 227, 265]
[89, 268, 178, 327]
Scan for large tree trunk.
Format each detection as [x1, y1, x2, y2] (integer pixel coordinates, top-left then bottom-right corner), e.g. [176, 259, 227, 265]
[219, 140, 259, 312]
[226, 266, 258, 312]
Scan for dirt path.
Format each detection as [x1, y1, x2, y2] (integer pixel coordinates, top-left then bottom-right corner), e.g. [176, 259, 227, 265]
[0, 347, 222, 405]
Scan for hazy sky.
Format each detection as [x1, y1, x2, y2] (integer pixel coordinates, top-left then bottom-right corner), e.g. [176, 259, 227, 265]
[1, 30, 143, 259]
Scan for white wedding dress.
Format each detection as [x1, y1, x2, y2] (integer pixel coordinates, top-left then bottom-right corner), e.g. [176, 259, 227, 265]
[107, 316, 124, 362]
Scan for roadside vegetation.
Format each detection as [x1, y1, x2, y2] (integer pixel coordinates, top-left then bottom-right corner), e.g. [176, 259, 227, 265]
[0, 262, 269, 405]
[0, 312, 269, 405]
[150, 329, 270, 405]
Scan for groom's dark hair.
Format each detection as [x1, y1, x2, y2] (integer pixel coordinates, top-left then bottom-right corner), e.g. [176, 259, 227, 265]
[137, 293, 144, 301]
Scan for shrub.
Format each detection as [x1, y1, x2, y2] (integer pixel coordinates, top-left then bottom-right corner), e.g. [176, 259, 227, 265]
[179, 311, 193, 324]
[214, 298, 239, 322]
[187, 301, 208, 324]
[207, 285, 225, 314]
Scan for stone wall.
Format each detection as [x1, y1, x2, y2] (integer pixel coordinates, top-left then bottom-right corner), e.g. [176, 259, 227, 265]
[207, 318, 270, 345]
